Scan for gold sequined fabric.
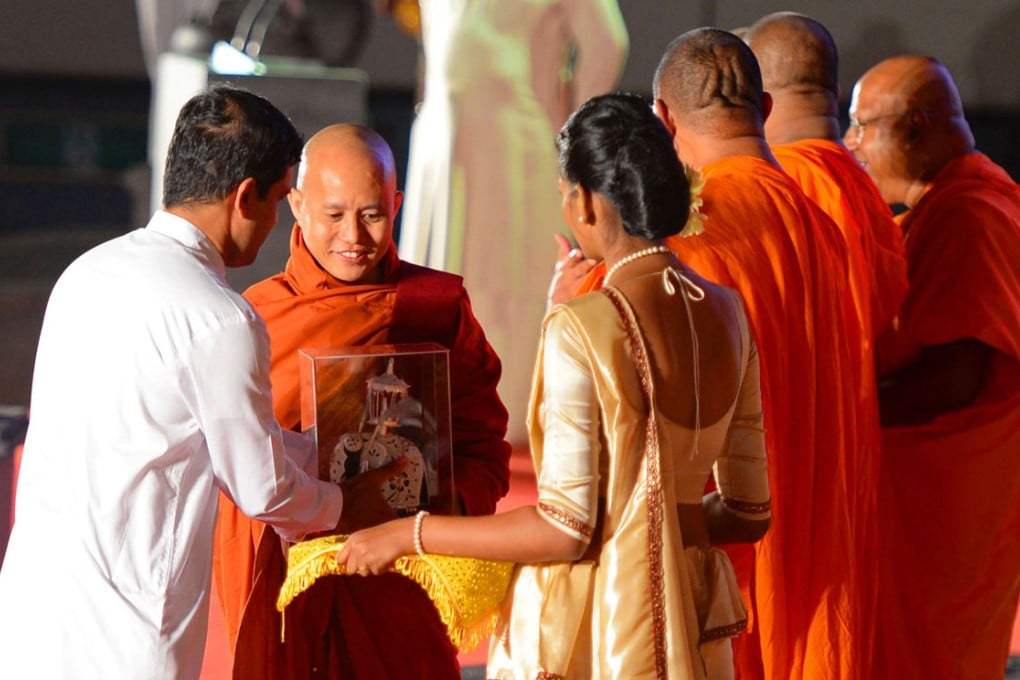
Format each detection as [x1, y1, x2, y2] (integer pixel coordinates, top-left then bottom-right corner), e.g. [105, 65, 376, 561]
[277, 534, 515, 652]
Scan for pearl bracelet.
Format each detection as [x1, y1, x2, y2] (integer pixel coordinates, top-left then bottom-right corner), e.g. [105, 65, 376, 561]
[414, 510, 430, 556]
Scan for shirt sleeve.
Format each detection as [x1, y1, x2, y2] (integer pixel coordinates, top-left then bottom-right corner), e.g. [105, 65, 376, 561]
[183, 315, 342, 542]
[713, 310, 771, 520]
[535, 309, 600, 544]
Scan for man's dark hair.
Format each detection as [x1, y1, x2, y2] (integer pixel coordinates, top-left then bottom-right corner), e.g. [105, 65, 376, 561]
[162, 84, 303, 208]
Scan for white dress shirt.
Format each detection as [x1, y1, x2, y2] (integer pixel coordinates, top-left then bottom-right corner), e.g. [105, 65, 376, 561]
[0, 211, 343, 679]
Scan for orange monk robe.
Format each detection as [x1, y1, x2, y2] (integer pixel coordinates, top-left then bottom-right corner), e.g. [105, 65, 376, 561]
[672, 156, 871, 680]
[875, 152, 1020, 679]
[773, 138, 907, 342]
[772, 138, 906, 654]
[213, 225, 511, 679]
[577, 155, 871, 679]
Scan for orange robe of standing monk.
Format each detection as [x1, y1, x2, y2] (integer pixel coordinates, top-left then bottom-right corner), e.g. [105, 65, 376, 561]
[875, 152, 1020, 679]
[772, 138, 907, 341]
[213, 225, 511, 679]
[578, 155, 871, 679]
[772, 138, 907, 671]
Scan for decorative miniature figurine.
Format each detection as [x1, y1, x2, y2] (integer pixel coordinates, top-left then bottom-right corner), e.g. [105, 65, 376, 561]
[329, 359, 427, 514]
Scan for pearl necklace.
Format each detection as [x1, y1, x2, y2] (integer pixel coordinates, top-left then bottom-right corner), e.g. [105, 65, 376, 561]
[603, 245, 671, 285]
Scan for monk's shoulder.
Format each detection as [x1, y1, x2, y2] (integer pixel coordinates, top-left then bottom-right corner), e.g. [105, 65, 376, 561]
[771, 138, 822, 169]
[916, 162, 1020, 235]
[243, 273, 295, 307]
[700, 157, 777, 220]
[396, 261, 465, 294]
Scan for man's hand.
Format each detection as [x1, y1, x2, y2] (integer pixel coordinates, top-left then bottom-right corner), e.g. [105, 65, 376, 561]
[334, 457, 409, 534]
[878, 338, 992, 426]
[547, 233, 598, 311]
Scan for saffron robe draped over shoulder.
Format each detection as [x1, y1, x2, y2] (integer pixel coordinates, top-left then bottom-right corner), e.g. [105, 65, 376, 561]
[771, 139, 906, 662]
[874, 152, 1020, 679]
[772, 138, 907, 341]
[212, 225, 511, 679]
[569, 155, 871, 678]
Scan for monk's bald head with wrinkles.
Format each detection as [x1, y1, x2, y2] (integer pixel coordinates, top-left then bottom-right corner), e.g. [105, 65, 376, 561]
[747, 12, 838, 96]
[653, 27, 767, 135]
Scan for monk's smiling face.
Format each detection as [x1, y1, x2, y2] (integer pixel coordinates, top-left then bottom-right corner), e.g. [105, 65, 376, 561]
[846, 56, 975, 208]
[289, 126, 402, 284]
[844, 74, 912, 204]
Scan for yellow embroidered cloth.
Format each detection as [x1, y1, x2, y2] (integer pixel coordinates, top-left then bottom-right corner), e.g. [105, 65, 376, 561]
[277, 535, 516, 652]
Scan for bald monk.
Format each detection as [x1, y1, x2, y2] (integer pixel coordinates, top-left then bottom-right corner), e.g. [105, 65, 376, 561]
[212, 124, 511, 678]
[745, 16, 909, 670]
[845, 56, 1020, 679]
[650, 28, 867, 680]
[746, 11, 907, 344]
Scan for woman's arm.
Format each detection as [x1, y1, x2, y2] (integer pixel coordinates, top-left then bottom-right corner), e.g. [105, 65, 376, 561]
[702, 492, 770, 545]
[337, 506, 586, 574]
[709, 329, 771, 545]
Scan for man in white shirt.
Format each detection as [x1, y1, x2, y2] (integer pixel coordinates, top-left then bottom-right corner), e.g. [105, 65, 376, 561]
[0, 85, 384, 679]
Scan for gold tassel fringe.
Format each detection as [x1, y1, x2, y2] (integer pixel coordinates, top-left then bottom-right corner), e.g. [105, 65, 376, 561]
[276, 535, 515, 652]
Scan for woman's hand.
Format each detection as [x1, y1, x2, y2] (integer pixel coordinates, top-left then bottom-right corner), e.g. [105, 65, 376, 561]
[547, 233, 598, 310]
[335, 515, 415, 576]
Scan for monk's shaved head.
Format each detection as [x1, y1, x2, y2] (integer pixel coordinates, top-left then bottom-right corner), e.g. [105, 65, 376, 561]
[846, 55, 974, 205]
[860, 55, 965, 120]
[653, 27, 766, 134]
[297, 124, 397, 191]
[730, 26, 750, 41]
[289, 123, 403, 283]
[746, 12, 838, 95]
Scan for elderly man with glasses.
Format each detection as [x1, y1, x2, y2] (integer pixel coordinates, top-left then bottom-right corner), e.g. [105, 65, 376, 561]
[845, 55, 1020, 679]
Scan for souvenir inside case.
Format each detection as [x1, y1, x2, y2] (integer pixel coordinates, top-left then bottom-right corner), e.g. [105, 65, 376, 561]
[299, 342, 455, 515]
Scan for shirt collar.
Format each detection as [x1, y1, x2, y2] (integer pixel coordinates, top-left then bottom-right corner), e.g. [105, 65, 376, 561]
[146, 210, 226, 277]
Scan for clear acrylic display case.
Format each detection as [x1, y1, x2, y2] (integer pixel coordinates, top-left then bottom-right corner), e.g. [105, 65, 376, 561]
[299, 342, 455, 515]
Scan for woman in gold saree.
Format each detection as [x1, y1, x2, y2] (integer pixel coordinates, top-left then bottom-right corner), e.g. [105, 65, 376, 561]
[338, 93, 771, 679]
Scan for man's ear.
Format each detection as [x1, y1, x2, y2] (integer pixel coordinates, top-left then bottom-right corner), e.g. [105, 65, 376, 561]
[653, 98, 676, 135]
[760, 91, 774, 123]
[392, 190, 404, 219]
[287, 187, 303, 219]
[234, 177, 259, 218]
[906, 109, 930, 144]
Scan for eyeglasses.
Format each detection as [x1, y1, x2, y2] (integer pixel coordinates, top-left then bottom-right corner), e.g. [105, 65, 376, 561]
[847, 110, 915, 144]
